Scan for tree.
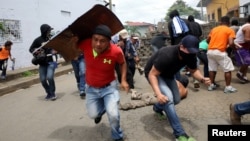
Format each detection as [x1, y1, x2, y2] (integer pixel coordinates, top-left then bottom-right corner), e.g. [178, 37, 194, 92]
[165, 0, 200, 21]
[0, 22, 4, 31]
[124, 25, 141, 36]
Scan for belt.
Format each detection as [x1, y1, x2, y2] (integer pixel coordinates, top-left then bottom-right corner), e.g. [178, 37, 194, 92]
[91, 83, 110, 89]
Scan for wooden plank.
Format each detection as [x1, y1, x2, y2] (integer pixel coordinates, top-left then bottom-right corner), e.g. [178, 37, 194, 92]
[43, 4, 124, 61]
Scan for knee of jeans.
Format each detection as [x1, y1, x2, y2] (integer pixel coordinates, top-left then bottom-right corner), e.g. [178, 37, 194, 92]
[107, 111, 119, 121]
[40, 78, 47, 83]
[88, 112, 98, 119]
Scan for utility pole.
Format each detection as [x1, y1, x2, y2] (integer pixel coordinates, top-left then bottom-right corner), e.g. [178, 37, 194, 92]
[200, 0, 204, 20]
[109, 0, 112, 11]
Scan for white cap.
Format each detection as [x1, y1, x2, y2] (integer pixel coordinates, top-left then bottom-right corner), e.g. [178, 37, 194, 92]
[119, 29, 129, 39]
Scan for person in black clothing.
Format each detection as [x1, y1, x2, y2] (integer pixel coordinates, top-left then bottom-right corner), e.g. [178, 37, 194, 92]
[29, 24, 58, 101]
[144, 35, 211, 141]
[168, 9, 189, 46]
[150, 31, 169, 53]
[187, 15, 202, 40]
[168, 10, 190, 81]
[186, 15, 203, 88]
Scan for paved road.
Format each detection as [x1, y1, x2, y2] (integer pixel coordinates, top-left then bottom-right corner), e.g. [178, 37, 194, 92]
[0, 68, 249, 141]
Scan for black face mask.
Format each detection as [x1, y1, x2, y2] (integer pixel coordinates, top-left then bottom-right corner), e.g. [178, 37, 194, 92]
[179, 49, 196, 59]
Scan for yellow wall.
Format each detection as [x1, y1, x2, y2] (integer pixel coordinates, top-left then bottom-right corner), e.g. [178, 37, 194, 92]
[206, 0, 239, 22]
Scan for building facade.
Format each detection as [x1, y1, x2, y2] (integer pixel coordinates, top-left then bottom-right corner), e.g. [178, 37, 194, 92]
[205, 0, 239, 22]
[0, 0, 102, 69]
[239, 0, 250, 18]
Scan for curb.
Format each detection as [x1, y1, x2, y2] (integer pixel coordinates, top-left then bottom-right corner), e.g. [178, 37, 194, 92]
[0, 62, 73, 96]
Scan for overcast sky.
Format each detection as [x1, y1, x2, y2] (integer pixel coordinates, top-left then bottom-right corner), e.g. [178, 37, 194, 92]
[111, 0, 201, 24]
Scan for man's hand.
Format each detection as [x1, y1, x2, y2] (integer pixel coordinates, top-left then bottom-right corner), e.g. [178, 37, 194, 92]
[120, 80, 130, 93]
[156, 94, 169, 104]
[201, 77, 211, 86]
[134, 56, 140, 63]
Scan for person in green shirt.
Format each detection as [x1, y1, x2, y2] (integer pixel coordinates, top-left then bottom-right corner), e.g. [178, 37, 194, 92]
[197, 39, 209, 77]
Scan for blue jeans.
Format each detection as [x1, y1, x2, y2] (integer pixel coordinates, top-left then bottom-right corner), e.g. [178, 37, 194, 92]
[85, 80, 123, 140]
[39, 62, 56, 97]
[71, 55, 86, 92]
[234, 101, 250, 116]
[153, 76, 186, 138]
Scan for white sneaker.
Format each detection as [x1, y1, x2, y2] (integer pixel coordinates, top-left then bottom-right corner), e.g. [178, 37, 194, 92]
[224, 86, 237, 94]
[208, 83, 216, 91]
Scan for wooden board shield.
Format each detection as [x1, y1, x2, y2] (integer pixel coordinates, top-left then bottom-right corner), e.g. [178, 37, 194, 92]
[43, 4, 124, 61]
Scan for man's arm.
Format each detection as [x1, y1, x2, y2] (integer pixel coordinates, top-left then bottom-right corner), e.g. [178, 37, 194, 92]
[148, 65, 168, 104]
[189, 68, 211, 85]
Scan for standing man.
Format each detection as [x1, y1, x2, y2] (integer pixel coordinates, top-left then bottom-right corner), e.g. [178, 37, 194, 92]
[187, 15, 202, 40]
[77, 25, 129, 141]
[71, 53, 86, 98]
[119, 30, 139, 79]
[168, 9, 189, 46]
[29, 24, 57, 101]
[117, 29, 139, 90]
[207, 16, 237, 93]
[0, 40, 15, 79]
[168, 9, 189, 81]
[197, 39, 209, 78]
[234, 15, 250, 83]
[144, 35, 211, 141]
[186, 15, 203, 88]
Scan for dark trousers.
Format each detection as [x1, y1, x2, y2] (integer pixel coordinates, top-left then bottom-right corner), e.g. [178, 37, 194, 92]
[0, 59, 8, 77]
[115, 62, 134, 89]
[197, 50, 209, 77]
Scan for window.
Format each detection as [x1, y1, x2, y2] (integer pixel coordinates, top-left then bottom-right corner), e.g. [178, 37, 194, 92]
[0, 19, 22, 43]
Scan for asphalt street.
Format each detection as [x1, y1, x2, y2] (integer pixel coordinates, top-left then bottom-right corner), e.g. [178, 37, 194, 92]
[0, 66, 249, 141]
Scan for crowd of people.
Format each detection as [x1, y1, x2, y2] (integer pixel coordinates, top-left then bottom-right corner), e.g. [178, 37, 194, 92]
[1, 9, 250, 141]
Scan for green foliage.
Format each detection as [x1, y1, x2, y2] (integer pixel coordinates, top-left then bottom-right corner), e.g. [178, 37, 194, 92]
[0, 22, 4, 31]
[21, 71, 36, 77]
[124, 25, 141, 36]
[165, 0, 200, 21]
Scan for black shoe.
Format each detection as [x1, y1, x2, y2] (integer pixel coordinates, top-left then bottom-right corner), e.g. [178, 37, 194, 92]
[114, 138, 124, 141]
[50, 96, 57, 101]
[80, 91, 86, 99]
[94, 116, 102, 124]
[45, 94, 51, 100]
[153, 105, 164, 116]
[153, 105, 166, 120]
[49, 93, 57, 101]
[94, 110, 106, 124]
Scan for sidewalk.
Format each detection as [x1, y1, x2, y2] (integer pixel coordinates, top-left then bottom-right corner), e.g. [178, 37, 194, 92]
[0, 60, 73, 96]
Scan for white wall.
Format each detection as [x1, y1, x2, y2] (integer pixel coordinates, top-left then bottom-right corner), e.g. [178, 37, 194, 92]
[0, 0, 102, 69]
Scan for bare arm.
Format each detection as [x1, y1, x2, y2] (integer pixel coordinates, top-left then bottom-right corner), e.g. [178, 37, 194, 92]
[189, 68, 211, 86]
[148, 65, 168, 104]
